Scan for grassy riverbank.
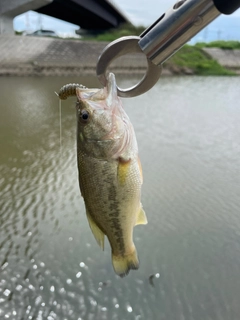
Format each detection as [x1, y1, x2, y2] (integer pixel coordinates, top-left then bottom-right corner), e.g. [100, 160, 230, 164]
[81, 24, 239, 76]
[165, 45, 235, 76]
[196, 40, 240, 50]
[3, 30, 239, 76]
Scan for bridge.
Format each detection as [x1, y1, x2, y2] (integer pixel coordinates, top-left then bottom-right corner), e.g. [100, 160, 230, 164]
[0, 0, 130, 34]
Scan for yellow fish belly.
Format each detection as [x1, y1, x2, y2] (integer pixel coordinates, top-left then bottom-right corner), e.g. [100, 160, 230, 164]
[78, 153, 147, 277]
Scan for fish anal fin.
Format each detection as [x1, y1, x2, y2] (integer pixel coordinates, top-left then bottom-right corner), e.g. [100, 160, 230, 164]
[86, 210, 105, 250]
[117, 157, 131, 185]
[136, 205, 148, 225]
[112, 247, 139, 277]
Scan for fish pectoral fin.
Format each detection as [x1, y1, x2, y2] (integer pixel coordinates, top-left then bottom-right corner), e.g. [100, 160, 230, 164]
[86, 210, 105, 250]
[112, 247, 139, 277]
[117, 157, 131, 185]
[136, 205, 148, 225]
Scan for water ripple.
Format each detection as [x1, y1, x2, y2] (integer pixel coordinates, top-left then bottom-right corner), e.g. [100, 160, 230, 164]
[0, 76, 240, 319]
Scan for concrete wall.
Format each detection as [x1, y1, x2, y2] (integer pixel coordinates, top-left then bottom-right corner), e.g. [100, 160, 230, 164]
[203, 48, 240, 68]
[0, 0, 52, 34]
[0, 35, 148, 76]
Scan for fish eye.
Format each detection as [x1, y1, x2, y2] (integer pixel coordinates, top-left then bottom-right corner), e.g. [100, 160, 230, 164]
[80, 110, 90, 122]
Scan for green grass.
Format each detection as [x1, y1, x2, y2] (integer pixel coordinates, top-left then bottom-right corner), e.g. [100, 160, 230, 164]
[166, 45, 235, 75]
[82, 23, 145, 41]
[196, 40, 240, 50]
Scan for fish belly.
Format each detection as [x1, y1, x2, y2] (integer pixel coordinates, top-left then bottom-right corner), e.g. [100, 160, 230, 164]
[78, 152, 143, 276]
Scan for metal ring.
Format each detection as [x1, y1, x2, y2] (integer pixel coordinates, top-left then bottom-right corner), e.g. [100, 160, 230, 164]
[96, 36, 162, 98]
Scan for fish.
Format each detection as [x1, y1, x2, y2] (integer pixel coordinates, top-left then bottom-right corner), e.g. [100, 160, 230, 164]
[75, 73, 147, 277]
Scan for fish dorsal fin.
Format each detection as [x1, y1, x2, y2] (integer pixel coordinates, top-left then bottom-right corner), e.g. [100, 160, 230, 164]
[86, 210, 105, 250]
[136, 205, 148, 225]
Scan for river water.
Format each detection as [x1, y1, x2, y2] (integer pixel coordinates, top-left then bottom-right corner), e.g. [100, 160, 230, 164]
[0, 75, 240, 320]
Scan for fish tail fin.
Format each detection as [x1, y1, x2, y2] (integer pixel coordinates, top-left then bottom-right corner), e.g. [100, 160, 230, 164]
[112, 248, 139, 277]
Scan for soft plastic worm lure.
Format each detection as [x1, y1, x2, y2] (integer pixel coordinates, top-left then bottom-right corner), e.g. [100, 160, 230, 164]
[57, 83, 87, 100]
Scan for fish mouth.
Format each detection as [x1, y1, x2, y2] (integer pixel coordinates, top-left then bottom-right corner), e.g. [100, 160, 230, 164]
[76, 88, 100, 101]
[58, 73, 118, 103]
[75, 72, 118, 112]
[106, 73, 118, 107]
[107, 73, 116, 92]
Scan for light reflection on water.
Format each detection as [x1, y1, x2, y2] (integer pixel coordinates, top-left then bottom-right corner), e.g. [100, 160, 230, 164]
[0, 75, 240, 319]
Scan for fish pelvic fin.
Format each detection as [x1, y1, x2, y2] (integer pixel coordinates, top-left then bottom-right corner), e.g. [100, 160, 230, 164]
[136, 205, 148, 226]
[112, 248, 139, 277]
[86, 210, 105, 250]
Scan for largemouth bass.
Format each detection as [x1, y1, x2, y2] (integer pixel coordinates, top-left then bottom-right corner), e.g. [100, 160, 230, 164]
[64, 73, 147, 277]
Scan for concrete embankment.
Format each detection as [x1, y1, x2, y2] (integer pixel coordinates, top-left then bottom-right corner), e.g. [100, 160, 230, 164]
[0, 35, 240, 76]
[0, 35, 147, 76]
[203, 48, 240, 73]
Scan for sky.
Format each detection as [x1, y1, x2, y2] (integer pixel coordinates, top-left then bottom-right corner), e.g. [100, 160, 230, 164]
[13, 0, 240, 42]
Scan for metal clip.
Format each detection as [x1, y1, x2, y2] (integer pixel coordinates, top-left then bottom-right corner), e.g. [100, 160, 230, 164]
[96, 0, 240, 98]
[96, 36, 162, 98]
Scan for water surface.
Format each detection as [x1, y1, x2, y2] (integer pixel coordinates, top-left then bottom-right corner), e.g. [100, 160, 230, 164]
[0, 75, 240, 319]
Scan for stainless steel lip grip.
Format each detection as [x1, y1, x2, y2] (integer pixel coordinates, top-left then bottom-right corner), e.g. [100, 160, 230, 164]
[96, 36, 162, 98]
[96, 0, 240, 98]
[139, 0, 221, 66]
